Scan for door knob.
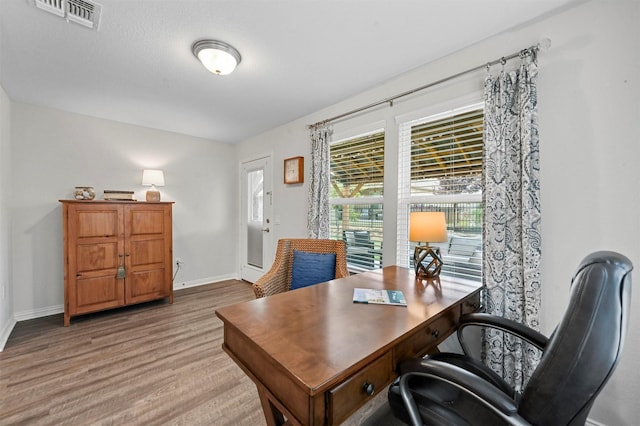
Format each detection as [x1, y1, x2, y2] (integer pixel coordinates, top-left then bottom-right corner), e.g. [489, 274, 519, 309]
[262, 228, 270, 233]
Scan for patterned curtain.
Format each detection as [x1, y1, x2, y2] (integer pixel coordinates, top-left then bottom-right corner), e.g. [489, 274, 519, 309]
[307, 124, 332, 238]
[482, 53, 542, 393]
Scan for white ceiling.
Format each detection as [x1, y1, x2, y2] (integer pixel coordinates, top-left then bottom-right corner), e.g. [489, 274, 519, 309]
[0, 0, 576, 144]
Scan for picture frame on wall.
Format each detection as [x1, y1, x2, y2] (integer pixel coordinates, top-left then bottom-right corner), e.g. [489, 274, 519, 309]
[284, 156, 304, 184]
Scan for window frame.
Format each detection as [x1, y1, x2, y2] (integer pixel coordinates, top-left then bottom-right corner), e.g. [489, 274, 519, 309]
[329, 127, 385, 273]
[396, 102, 484, 279]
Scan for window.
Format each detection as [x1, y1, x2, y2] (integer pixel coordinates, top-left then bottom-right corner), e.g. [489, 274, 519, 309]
[247, 168, 264, 268]
[330, 130, 384, 273]
[397, 105, 484, 281]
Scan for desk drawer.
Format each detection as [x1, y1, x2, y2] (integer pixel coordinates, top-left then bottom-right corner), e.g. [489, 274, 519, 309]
[462, 291, 482, 314]
[328, 351, 393, 425]
[394, 312, 456, 363]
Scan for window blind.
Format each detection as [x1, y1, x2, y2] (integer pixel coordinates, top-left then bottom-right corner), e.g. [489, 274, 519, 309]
[330, 130, 384, 273]
[397, 105, 484, 269]
[330, 131, 385, 199]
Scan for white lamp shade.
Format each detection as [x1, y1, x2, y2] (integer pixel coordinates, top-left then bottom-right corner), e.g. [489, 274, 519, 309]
[142, 169, 165, 187]
[409, 212, 448, 243]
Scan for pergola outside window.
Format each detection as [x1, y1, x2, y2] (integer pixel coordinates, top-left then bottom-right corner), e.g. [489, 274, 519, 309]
[397, 104, 484, 281]
[329, 130, 384, 273]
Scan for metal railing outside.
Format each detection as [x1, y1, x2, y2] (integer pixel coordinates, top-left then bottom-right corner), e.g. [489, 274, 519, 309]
[409, 202, 482, 282]
[330, 203, 383, 273]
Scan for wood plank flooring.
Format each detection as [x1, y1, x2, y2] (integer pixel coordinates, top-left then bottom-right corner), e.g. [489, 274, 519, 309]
[0, 280, 397, 426]
[0, 280, 266, 426]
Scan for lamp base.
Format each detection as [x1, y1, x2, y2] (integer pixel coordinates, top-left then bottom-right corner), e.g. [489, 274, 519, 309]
[413, 245, 443, 279]
[146, 190, 161, 202]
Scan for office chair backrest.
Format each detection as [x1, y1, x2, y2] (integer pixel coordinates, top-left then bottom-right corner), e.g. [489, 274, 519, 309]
[519, 251, 632, 425]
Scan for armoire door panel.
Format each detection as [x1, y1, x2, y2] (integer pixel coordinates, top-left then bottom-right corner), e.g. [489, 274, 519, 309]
[128, 238, 164, 266]
[129, 210, 165, 235]
[126, 269, 167, 303]
[76, 242, 119, 272]
[76, 210, 119, 238]
[74, 276, 124, 314]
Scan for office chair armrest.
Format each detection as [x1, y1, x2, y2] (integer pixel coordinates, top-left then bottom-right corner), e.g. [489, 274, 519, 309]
[399, 360, 532, 426]
[458, 313, 548, 351]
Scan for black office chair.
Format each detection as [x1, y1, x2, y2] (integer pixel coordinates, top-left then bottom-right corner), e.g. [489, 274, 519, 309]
[388, 251, 632, 426]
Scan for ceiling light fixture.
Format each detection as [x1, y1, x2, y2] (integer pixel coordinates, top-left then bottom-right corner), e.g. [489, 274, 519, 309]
[192, 39, 242, 76]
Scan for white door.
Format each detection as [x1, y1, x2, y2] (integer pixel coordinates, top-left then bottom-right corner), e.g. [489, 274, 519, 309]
[240, 156, 273, 283]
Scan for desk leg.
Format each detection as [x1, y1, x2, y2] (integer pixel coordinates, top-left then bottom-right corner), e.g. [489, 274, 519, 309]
[256, 383, 286, 426]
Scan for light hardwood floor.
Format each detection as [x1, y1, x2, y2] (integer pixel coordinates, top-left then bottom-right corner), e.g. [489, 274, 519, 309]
[0, 280, 398, 426]
[0, 280, 267, 426]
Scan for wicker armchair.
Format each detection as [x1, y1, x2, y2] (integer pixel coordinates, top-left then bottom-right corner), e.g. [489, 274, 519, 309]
[252, 238, 349, 298]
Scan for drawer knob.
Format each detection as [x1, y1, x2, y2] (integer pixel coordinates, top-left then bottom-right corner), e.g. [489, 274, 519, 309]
[432, 329, 440, 338]
[362, 382, 375, 396]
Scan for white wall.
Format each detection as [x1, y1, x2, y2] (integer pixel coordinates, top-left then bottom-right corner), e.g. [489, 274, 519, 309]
[238, 1, 640, 424]
[0, 85, 14, 350]
[10, 103, 239, 319]
[536, 3, 639, 423]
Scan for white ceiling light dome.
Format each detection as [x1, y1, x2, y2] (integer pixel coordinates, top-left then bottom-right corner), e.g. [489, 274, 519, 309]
[192, 40, 242, 76]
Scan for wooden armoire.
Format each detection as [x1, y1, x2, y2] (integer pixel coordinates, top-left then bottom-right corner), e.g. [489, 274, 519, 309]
[60, 200, 174, 326]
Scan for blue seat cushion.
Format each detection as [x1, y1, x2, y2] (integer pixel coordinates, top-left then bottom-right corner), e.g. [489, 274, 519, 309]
[290, 250, 337, 290]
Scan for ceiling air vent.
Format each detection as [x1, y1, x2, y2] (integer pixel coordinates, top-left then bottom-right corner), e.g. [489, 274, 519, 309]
[34, 0, 102, 30]
[35, 0, 65, 17]
[66, 0, 102, 29]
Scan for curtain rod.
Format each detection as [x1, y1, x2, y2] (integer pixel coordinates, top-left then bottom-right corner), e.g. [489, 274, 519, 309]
[308, 38, 551, 129]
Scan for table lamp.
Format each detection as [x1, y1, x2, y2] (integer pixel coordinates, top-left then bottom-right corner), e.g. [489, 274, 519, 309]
[409, 211, 448, 279]
[142, 169, 165, 202]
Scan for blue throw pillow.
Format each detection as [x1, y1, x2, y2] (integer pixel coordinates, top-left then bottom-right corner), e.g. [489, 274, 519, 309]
[290, 250, 337, 290]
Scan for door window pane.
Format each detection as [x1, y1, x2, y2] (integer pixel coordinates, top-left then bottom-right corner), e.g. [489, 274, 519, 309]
[247, 169, 263, 268]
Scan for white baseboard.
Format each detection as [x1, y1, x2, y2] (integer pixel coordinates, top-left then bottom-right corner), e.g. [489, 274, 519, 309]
[14, 304, 64, 322]
[9, 275, 240, 326]
[172, 273, 240, 291]
[0, 316, 17, 352]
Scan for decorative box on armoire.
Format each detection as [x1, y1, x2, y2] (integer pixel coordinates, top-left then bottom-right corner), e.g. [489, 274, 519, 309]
[60, 200, 174, 326]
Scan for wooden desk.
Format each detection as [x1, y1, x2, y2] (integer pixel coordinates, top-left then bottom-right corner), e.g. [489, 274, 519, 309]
[216, 266, 482, 425]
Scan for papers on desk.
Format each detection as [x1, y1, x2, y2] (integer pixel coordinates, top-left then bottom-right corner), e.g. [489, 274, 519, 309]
[353, 288, 407, 306]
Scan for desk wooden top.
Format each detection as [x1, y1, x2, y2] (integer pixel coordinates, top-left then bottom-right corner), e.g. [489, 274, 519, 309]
[216, 266, 481, 396]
